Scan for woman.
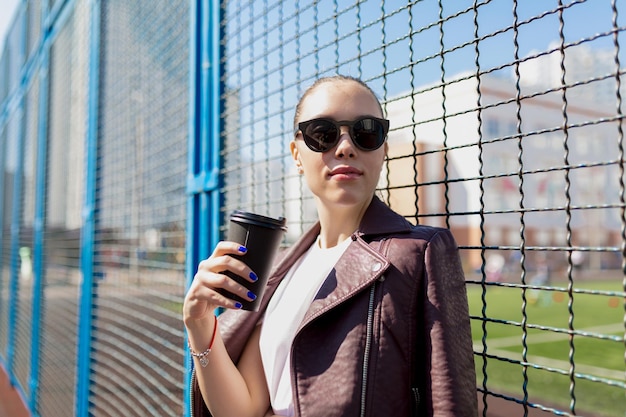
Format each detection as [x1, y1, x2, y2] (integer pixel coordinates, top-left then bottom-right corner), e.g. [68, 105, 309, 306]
[184, 75, 477, 417]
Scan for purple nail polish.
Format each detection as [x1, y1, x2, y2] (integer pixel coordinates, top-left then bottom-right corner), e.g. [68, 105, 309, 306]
[249, 272, 258, 281]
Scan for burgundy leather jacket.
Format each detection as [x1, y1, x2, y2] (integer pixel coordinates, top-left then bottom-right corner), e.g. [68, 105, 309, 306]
[192, 197, 477, 417]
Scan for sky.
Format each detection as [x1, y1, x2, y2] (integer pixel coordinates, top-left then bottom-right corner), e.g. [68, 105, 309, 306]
[0, 0, 20, 51]
[0, 1, 618, 59]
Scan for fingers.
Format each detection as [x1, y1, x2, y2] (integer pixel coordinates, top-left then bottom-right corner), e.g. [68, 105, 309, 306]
[201, 241, 259, 283]
[211, 241, 249, 259]
[184, 241, 258, 317]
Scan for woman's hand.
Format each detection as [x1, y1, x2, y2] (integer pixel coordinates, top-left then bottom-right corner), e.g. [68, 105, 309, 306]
[183, 243, 270, 417]
[183, 241, 257, 325]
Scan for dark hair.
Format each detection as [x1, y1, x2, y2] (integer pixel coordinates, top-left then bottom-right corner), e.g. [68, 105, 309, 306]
[293, 75, 384, 129]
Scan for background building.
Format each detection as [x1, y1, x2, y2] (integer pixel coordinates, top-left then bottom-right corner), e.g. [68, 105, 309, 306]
[385, 71, 622, 271]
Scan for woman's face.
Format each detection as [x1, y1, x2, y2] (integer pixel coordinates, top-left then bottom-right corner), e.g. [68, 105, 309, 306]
[290, 80, 387, 210]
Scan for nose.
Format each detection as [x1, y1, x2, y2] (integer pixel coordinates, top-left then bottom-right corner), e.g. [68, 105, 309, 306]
[334, 127, 355, 158]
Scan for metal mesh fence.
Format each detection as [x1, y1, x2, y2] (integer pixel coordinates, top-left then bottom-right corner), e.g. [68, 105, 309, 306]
[0, 115, 15, 363]
[0, 120, 7, 362]
[0, 1, 624, 417]
[89, 1, 189, 416]
[26, 1, 41, 59]
[38, 4, 88, 415]
[218, 1, 626, 416]
[12, 52, 39, 401]
[0, 0, 26, 369]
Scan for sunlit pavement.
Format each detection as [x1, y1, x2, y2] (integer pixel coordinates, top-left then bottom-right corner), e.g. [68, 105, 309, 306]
[0, 366, 29, 417]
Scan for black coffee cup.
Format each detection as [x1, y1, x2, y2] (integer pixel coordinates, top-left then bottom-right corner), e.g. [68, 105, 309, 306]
[223, 210, 287, 311]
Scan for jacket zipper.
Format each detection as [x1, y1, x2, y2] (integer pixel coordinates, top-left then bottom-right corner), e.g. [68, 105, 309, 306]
[360, 280, 377, 417]
[412, 386, 420, 416]
[359, 237, 389, 417]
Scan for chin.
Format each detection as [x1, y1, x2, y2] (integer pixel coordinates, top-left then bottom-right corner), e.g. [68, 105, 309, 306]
[327, 192, 372, 208]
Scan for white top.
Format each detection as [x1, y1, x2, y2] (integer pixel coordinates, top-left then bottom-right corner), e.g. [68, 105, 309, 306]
[259, 235, 352, 416]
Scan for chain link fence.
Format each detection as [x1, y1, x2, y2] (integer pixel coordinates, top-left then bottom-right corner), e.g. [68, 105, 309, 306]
[0, 1, 624, 416]
[90, 1, 189, 415]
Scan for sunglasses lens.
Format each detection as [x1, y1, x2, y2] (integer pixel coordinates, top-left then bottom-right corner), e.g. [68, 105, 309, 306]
[299, 117, 388, 152]
[302, 120, 339, 152]
[353, 118, 386, 150]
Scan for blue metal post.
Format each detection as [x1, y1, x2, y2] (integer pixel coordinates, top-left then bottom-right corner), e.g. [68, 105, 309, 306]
[183, 1, 224, 415]
[75, 0, 100, 415]
[208, 0, 225, 254]
[0, 92, 7, 372]
[28, 44, 50, 416]
[6, 0, 28, 388]
[183, 1, 200, 412]
[0, 131, 5, 365]
[6, 106, 26, 387]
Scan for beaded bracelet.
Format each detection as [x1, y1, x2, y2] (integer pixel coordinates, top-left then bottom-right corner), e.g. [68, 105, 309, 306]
[188, 314, 218, 368]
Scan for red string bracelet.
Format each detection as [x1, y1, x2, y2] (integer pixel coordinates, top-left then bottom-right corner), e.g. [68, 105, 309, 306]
[188, 314, 218, 368]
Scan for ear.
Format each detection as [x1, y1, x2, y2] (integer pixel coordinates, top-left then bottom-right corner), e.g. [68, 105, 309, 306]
[290, 140, 300, 164]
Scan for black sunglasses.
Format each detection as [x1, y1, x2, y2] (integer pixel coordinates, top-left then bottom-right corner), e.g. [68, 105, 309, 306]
[295, 116, 390, 152]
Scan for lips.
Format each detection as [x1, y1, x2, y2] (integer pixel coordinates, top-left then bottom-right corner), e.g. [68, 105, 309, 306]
[329, 166, 363, 179]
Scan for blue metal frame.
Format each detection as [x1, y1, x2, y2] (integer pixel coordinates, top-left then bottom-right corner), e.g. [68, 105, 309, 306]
[208, 0, 225, 253]
[184, 1, 224, 415]
[6, 102, 25, 389]
[28, 45, 50, 417]
[5, 0, 28, 389]
[0, 57, 8, 373]
[26, 2, 54, 413]
[183, 0, 199, 410]
[75, 0, 101, 415]
[0, 127, 5, 367]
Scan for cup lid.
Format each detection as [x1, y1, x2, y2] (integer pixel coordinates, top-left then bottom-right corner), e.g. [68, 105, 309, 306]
[230, 210, 287, 231]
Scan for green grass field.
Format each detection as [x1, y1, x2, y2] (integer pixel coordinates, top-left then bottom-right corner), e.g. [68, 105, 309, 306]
[467, 281, 625, 417]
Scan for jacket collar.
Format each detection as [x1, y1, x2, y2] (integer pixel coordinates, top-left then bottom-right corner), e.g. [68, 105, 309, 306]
[356, 195, 413, 238]
[269, 196, 411, 285]
[296, 196, 412, 327]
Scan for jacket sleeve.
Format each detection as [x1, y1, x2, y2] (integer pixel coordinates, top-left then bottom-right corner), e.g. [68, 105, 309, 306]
[421, 229, 477, 416]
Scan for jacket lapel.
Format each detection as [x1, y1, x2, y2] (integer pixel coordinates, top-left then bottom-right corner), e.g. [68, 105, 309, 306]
[299, 197, 413, 328]
[299, 238, 390, 328]
[356, 195, 413, 237]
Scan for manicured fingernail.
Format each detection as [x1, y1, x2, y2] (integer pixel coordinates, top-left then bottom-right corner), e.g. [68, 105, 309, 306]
[249, 272, 258, 281]
[238, 246, 247, 253]
[247, 291, 257, 300]
[234, 302, 243, 309]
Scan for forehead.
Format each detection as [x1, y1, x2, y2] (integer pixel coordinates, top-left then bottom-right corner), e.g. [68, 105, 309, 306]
[298, 80, 382, 121]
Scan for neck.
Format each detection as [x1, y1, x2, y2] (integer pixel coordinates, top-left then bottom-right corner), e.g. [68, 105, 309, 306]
[315, 197, 373, 248]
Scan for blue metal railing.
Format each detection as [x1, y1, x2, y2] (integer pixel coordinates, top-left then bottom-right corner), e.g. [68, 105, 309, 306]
[74, 0, 101, 415]
[183, 2, 224, 415]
